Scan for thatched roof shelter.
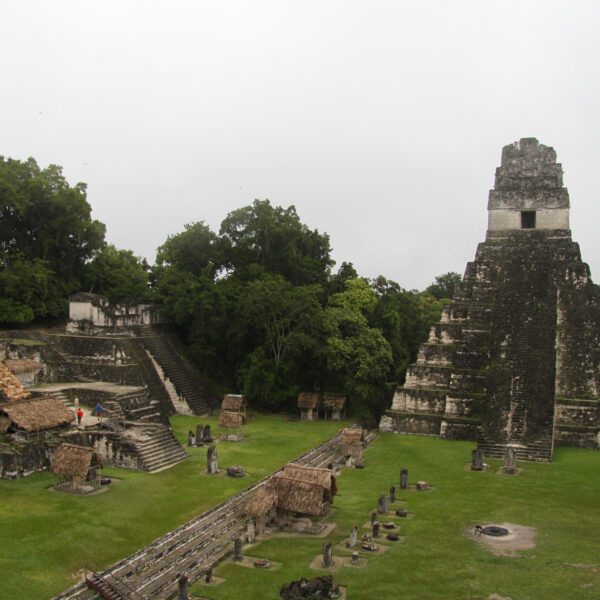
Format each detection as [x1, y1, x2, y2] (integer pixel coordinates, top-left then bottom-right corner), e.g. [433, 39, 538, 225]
[221, 394, 246, 411]
[297, 392, 319, 409]
[276, 463, 338, 495]
[218, 410, 245, 429]
[0, 397, 75, 432]
[4, 358, 42, 374]
[323, 394, 346, 410]
[341, 428, 364, 447]
[51, 444, 103, 480]
[0, 362, 30, 402]
[244, 483, 278, 517]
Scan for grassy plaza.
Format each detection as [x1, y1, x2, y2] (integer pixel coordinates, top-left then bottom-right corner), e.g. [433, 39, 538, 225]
[1, 415, 599, 600]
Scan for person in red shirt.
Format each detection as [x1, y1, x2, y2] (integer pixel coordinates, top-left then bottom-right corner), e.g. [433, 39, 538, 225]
[76, 408, 84, 426]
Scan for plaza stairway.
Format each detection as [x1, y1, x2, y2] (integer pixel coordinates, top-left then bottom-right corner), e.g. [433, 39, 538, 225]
[133, 325, 219, 416]
[52, 428, 362, 600]
[129, 424, 188, 472]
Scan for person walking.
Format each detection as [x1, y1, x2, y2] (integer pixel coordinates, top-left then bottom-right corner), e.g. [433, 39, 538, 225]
[95, 403, 102, 423]
[76, 407, 83, 426]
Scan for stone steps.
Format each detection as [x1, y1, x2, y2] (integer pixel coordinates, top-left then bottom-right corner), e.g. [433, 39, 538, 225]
[52, 426, 362, 600]
[134, 326, 219, 416]
[130, 425, 188, 472]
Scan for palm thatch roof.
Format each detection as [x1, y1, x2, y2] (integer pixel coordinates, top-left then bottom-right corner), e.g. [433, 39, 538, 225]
[244, 464, 337, 518]
[4, 358, 42, 374]
[322, 394, 346, 410]
[218, 410, 245, 429]
[51, 443, 103, 479]
[0, 362, 31, 402]
[222, 394, 246, 410]
[244, 483, 278, 517]
[341, 428, 364, 447]
[0, 397, 75, 432]
[297, 392, 319, 409]
[276, 463, 337, 495]
[271, 477, 329, 516]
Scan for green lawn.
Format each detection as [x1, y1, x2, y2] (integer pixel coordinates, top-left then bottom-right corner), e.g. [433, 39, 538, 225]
[191, 434, 600, 600]
[0, 415, 350, 600]
[2, 421, 599, 600]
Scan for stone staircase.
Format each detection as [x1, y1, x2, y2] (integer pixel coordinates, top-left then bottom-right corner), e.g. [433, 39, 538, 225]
[134, 325, 219, 416]
[52, 428, 357, 600]
[128, 425, 188, 472]
[477, 432, 554, 462]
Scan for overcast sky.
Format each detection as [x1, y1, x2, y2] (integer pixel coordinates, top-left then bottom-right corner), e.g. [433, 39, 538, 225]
[2, 1, 599, 291]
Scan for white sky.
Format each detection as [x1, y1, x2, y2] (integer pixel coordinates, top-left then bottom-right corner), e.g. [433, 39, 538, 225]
[2, 1, 599, 291]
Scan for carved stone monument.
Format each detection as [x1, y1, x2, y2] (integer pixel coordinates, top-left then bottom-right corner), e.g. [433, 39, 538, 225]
[247, 519, 256, 544]
[187, 430, 195, 447]
[372, 521, 380, 538]
[503, 447, 517, 474]
[471, 448, 484, 471]
[389, 485, 396, 503]
[400, 468, 408, 490]
[377, 493, 389, 514]
[322, 542, 334, 568]
[177, 574, 189, 600]
[207, 445, 218, 474]
[195, 424, 203, 446]
[234, 537, 243, 561]
[348, 525, 358, 548]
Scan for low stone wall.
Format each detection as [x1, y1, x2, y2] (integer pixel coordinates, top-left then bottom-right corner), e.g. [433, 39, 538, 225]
[63, 430, 141, 470]
[380, 411, 443, 436]
[0, 438, 50, 479]
[56, 362, 144, 386]
[554, 425, 600, 450]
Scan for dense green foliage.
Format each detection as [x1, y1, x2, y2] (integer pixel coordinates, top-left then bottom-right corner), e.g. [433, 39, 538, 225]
[0, 154, 453, 413]
[0, 157, 149, 323]
[153, 200, 448, 416]
[2, 419, 598, 600]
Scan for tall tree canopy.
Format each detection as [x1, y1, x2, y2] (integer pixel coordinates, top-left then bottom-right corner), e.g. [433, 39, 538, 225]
[0, 157, 106, 323]
[153, 199, 451, 416]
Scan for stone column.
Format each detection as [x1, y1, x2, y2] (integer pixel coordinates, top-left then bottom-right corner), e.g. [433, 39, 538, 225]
[187, 431, 195, 447]
[400, 468, 408, 490]
[234, 537, 243, 561]
[389, 486, 396, 503]
[203, 425, 212, 443]
[205, 568, 212, 584]
[471, 449, 483, 471]
[371, 511, 377, 524]
[207, 445, 218, 474]
[177, 574, 189, 600]
[377, 493, 388, 514]
[349, 526, 358, 548]
[322, 542, 334, 568]
[247, 519, 256, 544]
[196, 424, 204, 446]
[372, 521, 380, 538]
[503, 448, 516, 474]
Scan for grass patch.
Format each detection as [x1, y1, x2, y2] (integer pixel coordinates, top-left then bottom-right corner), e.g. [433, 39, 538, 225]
[0, 414, 350, 600]
[2, 421, 599, 599]
[192, 434, 600, 600]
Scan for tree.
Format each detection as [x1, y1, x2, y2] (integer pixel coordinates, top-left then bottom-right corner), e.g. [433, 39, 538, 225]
[84, 245, 149, 303]
[219, 199, 333, 285]
[155, 221, 221, 278]
[0, 156, 106, 323]
[425, 271, 462, 300]
[323, 279, 393, 415]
